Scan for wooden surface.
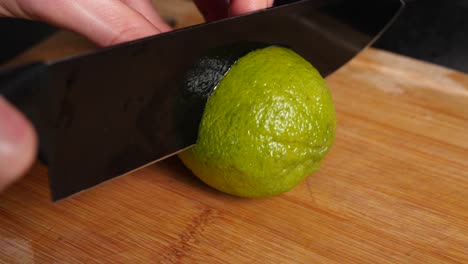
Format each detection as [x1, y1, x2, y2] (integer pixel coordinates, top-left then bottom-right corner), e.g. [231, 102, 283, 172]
[1, 3, 468, 263]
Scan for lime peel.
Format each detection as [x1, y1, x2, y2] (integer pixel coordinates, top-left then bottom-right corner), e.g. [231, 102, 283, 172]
[179, 46, 336, 198]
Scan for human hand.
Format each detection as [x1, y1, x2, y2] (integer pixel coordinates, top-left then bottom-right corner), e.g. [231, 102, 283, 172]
[0, 0, 273, 191]
[1, 0, 273, 46]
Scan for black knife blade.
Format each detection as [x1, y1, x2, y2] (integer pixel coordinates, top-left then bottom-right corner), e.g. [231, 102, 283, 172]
[0, 0, 404, 200]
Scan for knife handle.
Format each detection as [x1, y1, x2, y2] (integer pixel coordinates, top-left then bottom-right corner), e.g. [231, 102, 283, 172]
[0, 62, 50, 164]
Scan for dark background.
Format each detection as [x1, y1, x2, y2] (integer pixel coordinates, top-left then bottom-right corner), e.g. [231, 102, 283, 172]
[0, 0, 467, 72]
[374, 0, 468, 72]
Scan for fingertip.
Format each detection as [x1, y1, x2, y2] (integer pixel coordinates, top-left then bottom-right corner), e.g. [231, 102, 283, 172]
[103, 24, 160, 46]
[228, 0, 273, 17]
[120, 0, 172, 33]
[154, 21, 171, 33]
[0, 97, 37, 191]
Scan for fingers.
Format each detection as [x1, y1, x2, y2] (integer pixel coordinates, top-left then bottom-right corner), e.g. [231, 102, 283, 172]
[0, 97, 37, 192]
[194, 0, 273, 22]
[15, 0, 163, 46]
[120, 0, 171, 32]
[228, 0, 274, 17]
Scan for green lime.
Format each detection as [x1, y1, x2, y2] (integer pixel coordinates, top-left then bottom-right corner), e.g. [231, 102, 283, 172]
[178, 46, 336, 197]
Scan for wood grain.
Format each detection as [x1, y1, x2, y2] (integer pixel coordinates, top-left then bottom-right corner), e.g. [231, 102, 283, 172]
[1, 2, 467, 263]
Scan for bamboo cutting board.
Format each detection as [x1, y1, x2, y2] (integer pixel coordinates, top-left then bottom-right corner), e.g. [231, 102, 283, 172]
[1, 5, 468, 263]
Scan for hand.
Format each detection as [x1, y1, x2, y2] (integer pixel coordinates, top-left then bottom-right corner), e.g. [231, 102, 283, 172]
[0, 0, 273, 46]
[0, 0, 273, 191]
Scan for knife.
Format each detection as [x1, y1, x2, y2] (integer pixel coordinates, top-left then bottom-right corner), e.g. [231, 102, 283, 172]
[0, 0, 404, 201]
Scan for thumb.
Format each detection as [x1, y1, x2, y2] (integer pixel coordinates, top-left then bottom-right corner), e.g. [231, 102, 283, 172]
[228, 0, 273, 17]
[0, 97, 37, 191]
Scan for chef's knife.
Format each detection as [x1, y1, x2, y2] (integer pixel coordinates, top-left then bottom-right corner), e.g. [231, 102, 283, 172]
[0, 0, 404, 201]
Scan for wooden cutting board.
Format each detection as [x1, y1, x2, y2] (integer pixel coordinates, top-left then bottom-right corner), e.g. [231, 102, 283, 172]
[1, 5, 468, 263]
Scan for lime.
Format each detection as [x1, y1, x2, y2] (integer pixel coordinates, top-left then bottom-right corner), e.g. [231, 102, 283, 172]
[178, 46, 336, 197]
